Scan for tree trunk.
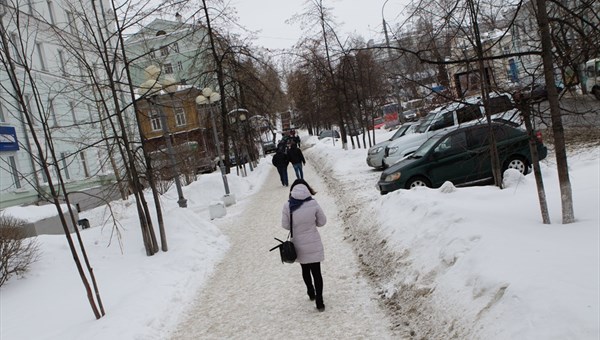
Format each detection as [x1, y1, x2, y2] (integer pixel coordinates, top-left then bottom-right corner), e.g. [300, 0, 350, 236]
[535, 0, 575, 224]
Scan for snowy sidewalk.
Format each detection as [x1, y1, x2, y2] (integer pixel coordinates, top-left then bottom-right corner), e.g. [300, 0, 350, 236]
[169, 161, 396, 339]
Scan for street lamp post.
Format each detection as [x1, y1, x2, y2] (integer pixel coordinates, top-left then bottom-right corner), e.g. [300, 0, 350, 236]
[228, 109, 254, 176]
[140, 72, 187, 208]
[196, 88, 234, 205]
[382, 0, 405, 124]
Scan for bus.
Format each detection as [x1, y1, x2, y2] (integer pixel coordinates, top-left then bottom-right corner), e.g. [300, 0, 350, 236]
[584, 58, 600, 100]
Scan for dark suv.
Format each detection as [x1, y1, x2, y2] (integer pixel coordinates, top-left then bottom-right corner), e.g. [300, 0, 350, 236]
[377, 122, 547, 194]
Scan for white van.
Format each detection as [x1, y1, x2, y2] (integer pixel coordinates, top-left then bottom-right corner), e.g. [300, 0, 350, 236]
[584, 58, 600, 100]
[383, 94, 519, 167]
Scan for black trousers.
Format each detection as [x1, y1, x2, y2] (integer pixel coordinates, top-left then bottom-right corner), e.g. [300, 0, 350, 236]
[300, 262, 323, 297]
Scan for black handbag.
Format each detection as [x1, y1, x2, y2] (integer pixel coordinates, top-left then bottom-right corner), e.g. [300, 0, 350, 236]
[270, 209, 297, 263]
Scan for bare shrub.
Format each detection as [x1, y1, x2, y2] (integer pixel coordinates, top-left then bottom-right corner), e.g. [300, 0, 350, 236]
[0, 215, 40, 287]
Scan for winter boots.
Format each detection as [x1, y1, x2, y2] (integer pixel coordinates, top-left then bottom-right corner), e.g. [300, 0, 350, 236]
[307, 289, 316, 301]
[316, 295, 325, 312]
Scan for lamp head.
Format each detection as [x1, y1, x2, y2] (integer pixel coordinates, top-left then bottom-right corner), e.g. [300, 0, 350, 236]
[162, 76, 178, 93]
[195, 95, 208, 105]
[140, 79, 161, 96]
[209, 92, 221, 102]
[144, 65, 161, 80]
[202, 87, 213, 97]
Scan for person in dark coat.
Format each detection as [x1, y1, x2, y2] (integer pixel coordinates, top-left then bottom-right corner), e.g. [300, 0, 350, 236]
[272, 146, 290, 186]
[281, 179, 327, 311]
[287, 142, 306, 180]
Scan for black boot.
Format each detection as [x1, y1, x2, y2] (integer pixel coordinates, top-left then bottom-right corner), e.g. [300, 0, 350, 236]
[316, 295, 325, 311]
[307, 289, 315, 301]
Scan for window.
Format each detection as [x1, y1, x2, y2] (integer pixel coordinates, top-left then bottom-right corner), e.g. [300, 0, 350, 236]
[176, 61, 183, 71]
[431, 111, 454, 131]
[58, 49, 67, 76]
[434, 131, 467, 156]
[65, 11, 76, 34]
[79, 152, 90, 177]
[40, 167, 48, 183]
[87, 103, 96, 127]
[23, 94, 37, 125]
[150, 108, 161, 131]
[46, 0, 56, 25]
[36, 42, 47, 70]
[60, 152, 70, 180]
[9, 156, 22, 189]
[467, 126, 491, 148]
[164, 63, 173, 74]
[456, 104, 481, 124]
[174, 107, 186, 126]
[172, 42, 179, 53]
[160, 46, 169, 56]
[10, 32, 22, 64]
[487, 95, 514, 116]
[70, 101, 77, 123]
[97, 150, 107, 173]
[49, 99, 58, 126]
[0, 90, 5, 122]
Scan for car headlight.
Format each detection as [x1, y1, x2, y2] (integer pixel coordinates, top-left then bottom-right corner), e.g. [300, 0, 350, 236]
[369, 147, 383, 155]
[384, 172, 401, 182]
[388, 146, 398, 154]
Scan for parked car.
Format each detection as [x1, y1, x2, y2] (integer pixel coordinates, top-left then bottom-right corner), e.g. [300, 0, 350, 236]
[402, 109, 418, 122]
[262, 140, 277, 154]
[377, 122, 547, 194]
[382, 93, 519, 167]
[318, 130, 340, 139]
[371, 117, 386, 130]
[366, 122, 418, 169]
[196, 157, 217, 174]
[513, 83, 563, 102]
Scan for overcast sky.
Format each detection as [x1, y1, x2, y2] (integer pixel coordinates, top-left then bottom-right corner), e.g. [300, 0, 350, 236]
[231, 0, 410, 50]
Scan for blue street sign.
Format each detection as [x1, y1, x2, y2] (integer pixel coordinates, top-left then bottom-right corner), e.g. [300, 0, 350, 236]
[0, 126, 19, 152]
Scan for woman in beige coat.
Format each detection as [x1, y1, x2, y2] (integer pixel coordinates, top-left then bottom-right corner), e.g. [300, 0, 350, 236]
[282, 179, 327, 311]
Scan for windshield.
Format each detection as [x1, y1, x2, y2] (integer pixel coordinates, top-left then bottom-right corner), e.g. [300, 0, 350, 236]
[412, 134, 443, 158]
[390, 125, 410, 140]
[415, 111, 437, 133]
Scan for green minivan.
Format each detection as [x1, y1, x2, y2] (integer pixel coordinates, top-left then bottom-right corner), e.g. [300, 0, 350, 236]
[377, 122, 547, 194]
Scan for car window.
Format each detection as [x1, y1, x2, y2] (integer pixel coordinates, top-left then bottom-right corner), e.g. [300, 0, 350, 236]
[487, 95, 514, 115]
[415, 111, 437, 133]
[456, 104, 481, 124]
[433, 131, 467, 156]
[430, 111, 454, 131]
[467, 126, 491, 147]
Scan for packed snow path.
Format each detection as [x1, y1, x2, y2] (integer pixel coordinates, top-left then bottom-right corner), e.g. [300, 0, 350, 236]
[170, 161, 397, 339]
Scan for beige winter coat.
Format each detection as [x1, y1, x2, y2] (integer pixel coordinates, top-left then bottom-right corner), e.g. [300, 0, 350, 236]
[281, 184, 327, 264]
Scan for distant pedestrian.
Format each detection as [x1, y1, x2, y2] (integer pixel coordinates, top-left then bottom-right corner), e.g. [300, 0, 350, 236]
[289, 130, 301, 147]
[287, 142, 306, 179]
[272, 146, 290, 186]
[281, 179, 327, 311]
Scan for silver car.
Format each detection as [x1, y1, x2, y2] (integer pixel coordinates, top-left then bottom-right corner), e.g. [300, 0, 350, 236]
[366, 122, 417, 169]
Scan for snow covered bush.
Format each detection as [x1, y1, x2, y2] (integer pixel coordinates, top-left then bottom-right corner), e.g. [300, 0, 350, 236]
[0, 214, 39, 287]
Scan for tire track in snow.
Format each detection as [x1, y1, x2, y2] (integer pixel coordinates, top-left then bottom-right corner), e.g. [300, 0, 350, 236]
[169, 160, 399, 339]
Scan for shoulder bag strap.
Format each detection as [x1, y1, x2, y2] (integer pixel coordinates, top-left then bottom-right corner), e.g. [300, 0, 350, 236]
[289, 204, 294, 239]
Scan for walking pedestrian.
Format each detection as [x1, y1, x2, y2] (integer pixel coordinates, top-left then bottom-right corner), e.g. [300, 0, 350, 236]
[272, 146, 289, 186]
[281, 179, 327, 311]
[287, 142, 306, 179]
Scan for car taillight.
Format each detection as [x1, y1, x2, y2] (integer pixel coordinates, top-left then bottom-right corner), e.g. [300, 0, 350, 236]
[535, 131, 543, 143]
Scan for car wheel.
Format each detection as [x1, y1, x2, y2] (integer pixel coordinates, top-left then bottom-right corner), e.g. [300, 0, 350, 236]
[406, 176, 431, 189]
[504, 156, 529, 174]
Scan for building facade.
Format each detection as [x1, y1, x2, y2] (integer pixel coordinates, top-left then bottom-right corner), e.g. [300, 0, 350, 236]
[0, 0, 122, 210]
